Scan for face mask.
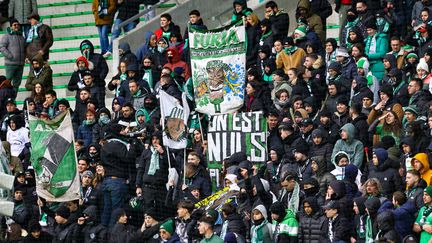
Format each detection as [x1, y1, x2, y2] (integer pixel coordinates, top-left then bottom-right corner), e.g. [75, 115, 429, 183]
[99, 115, 110, 125]
[168, 56, 174, 62]
[357, 10, 365, 15]
[34, 67, 41, 72]
[78, 66, 86, 71]
[89, 152, 98, 157]
[304, 186, 319, 197]
[84, 119, 95, 125]
[252, 217, 265, 226]
[157, 46, 165, 53]
[347, 15, 357, 22]
[143, 66, 152, 70]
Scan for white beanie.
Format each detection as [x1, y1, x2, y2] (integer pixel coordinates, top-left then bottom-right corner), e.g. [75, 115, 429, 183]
[335, 47, 349, 58]
[417, 59, 429, 73]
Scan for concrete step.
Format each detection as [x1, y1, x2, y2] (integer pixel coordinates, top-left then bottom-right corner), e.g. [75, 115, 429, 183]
[51, 37, 100, 50]
[39, 3, 93, 16]
[52, 24, 98, 38]
[44, 14, 95, 27]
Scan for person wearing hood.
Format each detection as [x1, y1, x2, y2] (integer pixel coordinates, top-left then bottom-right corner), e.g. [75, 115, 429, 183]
[91, 0, 115, 56]
[265, 1, 289, 42]
[411, 153, 432, 185]
[72, 205, 107, 243]
[139, 56, 161, 93]
[350, 76, 370, 105]
[262, 144, 284, 195]
[364, 20, 389, 81]
[352, 196, 367, 243]
[367, 148, 403, 198]
[375, 211, 401, 243]
[269, 201, 299, 242]
[276, 36, 307, 74]
[108, 61, 129, 99]
[79, 40, 108, 87]
[364, 196, 381, 243]
[257, 45, 274, 78]
[0, 76, 16, 118]
[330, 151, 363, 186]
[119, 42, 138, 67]
[309, 128, 333, 166]
[413, 185, 432, 243]
[296, 0, 324, 43]
[346, 26, 365, 50]
[250, 204, 273, 243]
[87, 143, 102, 168]
[332, 123, 364, 168]
[332, 96, 350, 130]
[272, 88, 290, 113]
[298, 196, 326, 243]
[311, 155, 335, 197]
[302, 177, 325, 205]
[92, 108, 111, 144]
[322, 200, 352, 242]
[163, 47, 190, 80]
[367, 84, 404, 128]
[0, 19, 25, 92]
[326, 179, 355, 219]
[68, 56, 94, 99]
[340, 8, 364, 47]
[136, 32, 159, 65]
[25, 54, 52, 91]
[231, 0, 252, 23]
[391, 191, 417, 240]
[383, 67, 409, 107]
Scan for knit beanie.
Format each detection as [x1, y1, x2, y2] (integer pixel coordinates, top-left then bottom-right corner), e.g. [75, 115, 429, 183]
[335, 47, 350, 58]
[55, 206, 70, 219]
[379, 84, 394, 99]
[425, 185, 432, 197]
[270, 202, 287, 219]
[406, 52, 419, 60]
[328, 61, 342, 73]
[417, 59, 429, 72]
[295, 140, 309, 155]
[145, 207, 158, 221]
[357, 57, 370, 74]
[160, 219, 175, 235]
[294, 25, 307, 39]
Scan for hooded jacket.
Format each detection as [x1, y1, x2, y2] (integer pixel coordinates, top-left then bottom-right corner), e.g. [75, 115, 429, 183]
[72, 205, 108, 243]
[311, 155, 335, 196]
[231, 0, 253, 23]
[332, 123, 364, 168]
[297, 0, 324, 43]
[80, 40, 109, 87]
[119, 42, 139, 67]
[136, 31, 156, 63]
[330, 151, 363, 188]
[250, 204, 273, 243]
[367, 148, 403, 197]
[271, 208, 299, 242]
[411, 153, 432, 185]
[163, 47, 190, 80]
[25, 54, 53, 91]
[376, 211, 401, 243]
[298, 197, 326, 243]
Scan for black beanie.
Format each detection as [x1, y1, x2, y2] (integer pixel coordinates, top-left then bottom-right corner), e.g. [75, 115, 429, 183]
[379, 84, 394, 99]
[270, 202, 287, 221]
[55, 206, 70, 219]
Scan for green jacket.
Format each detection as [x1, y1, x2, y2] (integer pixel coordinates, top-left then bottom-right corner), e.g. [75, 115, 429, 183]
[272, 209, 299, 241]
[200, 234, 223, 243]
[365, 33, 389, 63]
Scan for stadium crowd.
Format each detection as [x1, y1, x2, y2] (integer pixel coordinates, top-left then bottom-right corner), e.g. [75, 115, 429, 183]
[3, 0, 432, 242]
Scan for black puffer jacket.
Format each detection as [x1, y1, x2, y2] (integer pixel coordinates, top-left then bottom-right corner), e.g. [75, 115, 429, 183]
[308, 129, 334, 167]
[299, 197, 326, 243]
[311, 156, 335, 196]
[376, 211, 401, 243]
[79, 40, 108, 87]
[224, 213, 247, 238]
[367, 151, 403, 198]
[72, 206, 107, 243]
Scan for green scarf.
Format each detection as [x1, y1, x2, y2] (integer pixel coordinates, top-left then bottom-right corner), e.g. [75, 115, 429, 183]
[365, 215, 374, 243]
[252, 219, 268, 243]
[284, 46, 298, 55]
[260, 30, 273, 41]
[133, 89, 142, 98]
[26, 23, 42, 43]
[6, 27, 22, 35]
[98, 0, 109, 17]
[148, 146, 160, 175]
[142, 69, 153, 91]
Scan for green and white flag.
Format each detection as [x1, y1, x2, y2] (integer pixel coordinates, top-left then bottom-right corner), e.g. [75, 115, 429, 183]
[189, 20, 246, 115]
[29, 111, 80, 202]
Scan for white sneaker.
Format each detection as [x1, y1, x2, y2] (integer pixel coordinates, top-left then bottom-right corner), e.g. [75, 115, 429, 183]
[103, 51, 112, 58]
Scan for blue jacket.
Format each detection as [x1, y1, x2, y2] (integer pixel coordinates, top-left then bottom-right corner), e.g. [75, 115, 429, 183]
[77, 122, 95, 148]
[393, 202, 416, 239]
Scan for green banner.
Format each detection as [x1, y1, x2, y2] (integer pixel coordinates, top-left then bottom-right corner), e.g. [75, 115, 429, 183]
[29, 111, 80, 201]
[207, 111, 267, 166]
[189, 21, 246, 115]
